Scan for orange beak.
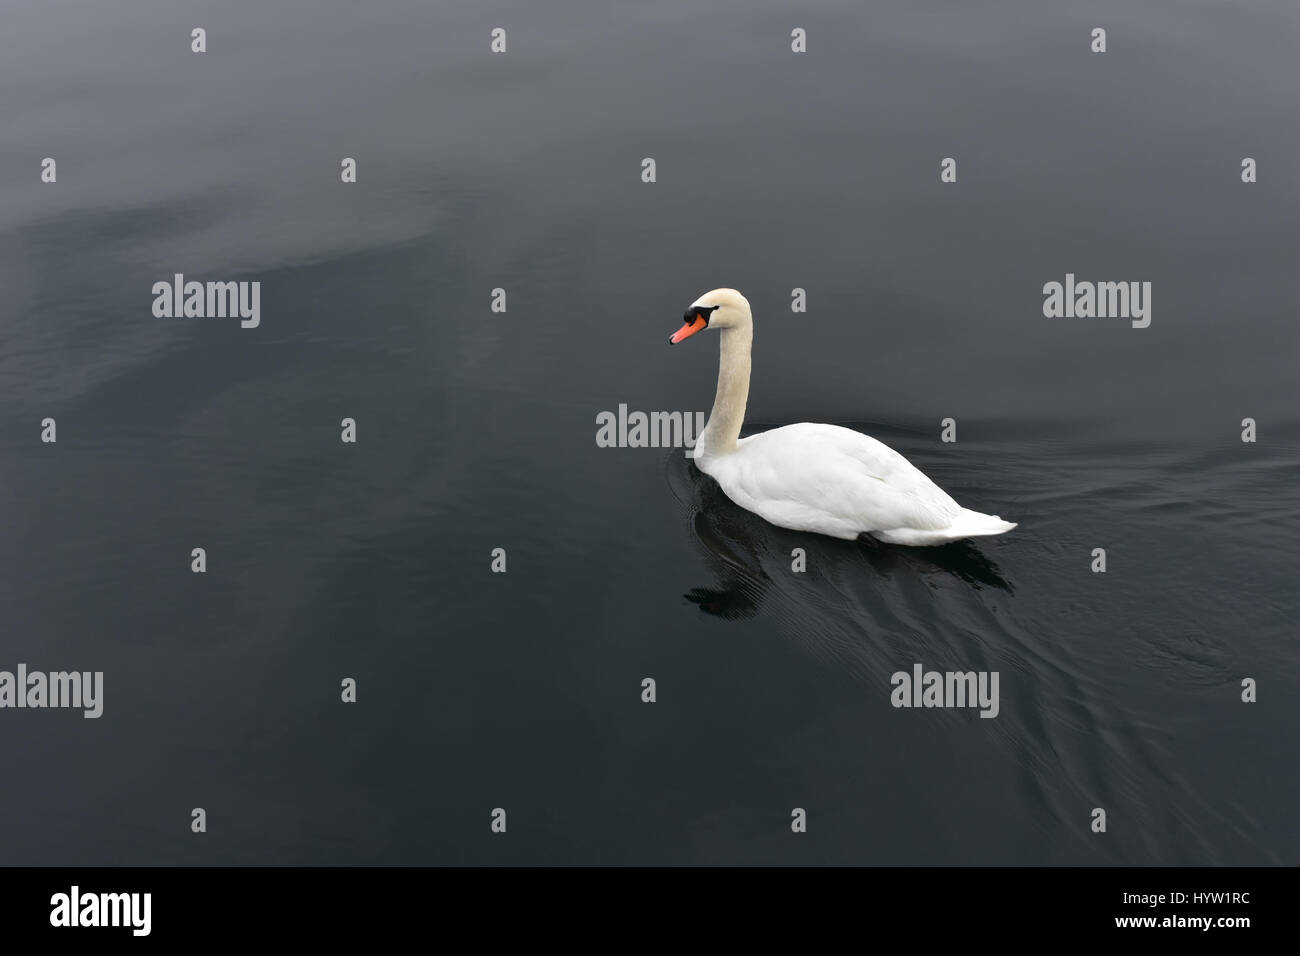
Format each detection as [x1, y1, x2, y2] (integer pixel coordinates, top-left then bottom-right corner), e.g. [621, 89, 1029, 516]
[669, 315, 707, 344]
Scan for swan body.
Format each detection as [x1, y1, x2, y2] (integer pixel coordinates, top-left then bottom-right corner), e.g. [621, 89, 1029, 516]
[669, 289, 1016, 546]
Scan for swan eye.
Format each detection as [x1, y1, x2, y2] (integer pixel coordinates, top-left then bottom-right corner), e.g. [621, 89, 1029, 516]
[687, 305, 718, 325]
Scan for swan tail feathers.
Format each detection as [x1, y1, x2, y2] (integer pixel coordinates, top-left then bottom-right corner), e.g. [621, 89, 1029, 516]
[947, 508, 1017, 540]
[872, 508, 1017, 546]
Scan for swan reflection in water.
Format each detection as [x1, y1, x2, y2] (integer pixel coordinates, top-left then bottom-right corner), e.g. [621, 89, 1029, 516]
[668, 448, 1017, 685]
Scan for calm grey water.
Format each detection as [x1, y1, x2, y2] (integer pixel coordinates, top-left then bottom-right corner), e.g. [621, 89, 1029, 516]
[2, 0, 1297, 865]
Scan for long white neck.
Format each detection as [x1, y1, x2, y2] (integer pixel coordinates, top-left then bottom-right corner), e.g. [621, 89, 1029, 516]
[698, 319, 752, 458]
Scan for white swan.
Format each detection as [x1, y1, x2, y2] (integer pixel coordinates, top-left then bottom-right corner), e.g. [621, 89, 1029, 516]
[669, 288, 1017, 546]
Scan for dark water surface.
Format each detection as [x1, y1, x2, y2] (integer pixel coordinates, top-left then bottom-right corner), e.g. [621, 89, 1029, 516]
[2, 0, 1297, 864]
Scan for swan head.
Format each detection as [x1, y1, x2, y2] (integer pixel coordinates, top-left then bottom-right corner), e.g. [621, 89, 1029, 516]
[669, 288, 751, 344]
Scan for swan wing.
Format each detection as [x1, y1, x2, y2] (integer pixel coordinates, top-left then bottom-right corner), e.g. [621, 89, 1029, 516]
[707, 423, 963, 539]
